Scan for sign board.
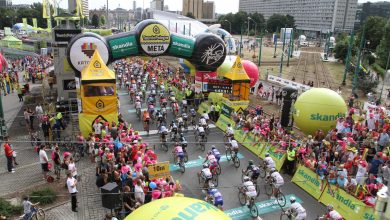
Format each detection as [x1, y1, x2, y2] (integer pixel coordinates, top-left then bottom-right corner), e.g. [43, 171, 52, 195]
[292, 165, 324, 199]
[168, 34, 195, 58]
[207, 79, 232, 94]
[140, 24, 170, 56]
[268, 74, 311, 91]
[148, 161, 170, 179]
[108, 35, 139, 59]
[54, 29, 82, 42]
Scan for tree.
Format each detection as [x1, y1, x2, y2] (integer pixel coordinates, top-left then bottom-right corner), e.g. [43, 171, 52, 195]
[356, 16, 387, 50]
[83, 17, 89, 26]
[185, 12, 195, 19]
[285, 14, 295, 28]
[266, 14, 295, 33]
[99, 15, 106, 26]
[91, 14, 99, 28]
[334, 34, 356, 63]
[376, 20, 390, 69]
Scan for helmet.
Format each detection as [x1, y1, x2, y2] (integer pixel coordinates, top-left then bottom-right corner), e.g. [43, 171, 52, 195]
[290, 197, 296, 203]
[243, 176, 250, 182]
[203, 163, 209, 168]
[227, 124, 231, 127]
[327, 205, 333, 211]
[211, 145, 216, 150]
[248, 160, 254, 165]
[270, 168, 276, 173]
[265, 153, 270, 157]
[209, 183, 215, 188]
[180, 133, 184, 137]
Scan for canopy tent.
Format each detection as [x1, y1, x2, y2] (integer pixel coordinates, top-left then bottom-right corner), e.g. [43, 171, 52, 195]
[12, 23, 33, 30]
[81, 50, 116, 84]
[1, 36, 22, 49]
[223, 56, 250, 100]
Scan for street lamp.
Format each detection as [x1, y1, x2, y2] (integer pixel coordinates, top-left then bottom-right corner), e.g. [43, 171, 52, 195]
[248, 17, 257, 37]
[239, 22, 247, 57]
[223, 20, 231, 33]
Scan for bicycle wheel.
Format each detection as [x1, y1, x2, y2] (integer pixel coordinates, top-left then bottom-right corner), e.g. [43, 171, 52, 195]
[226, 148, 232, 161]
[36, 208, 46, 220]
[162, 143, 168, 152]
[259, 166, 267, 179]
[233, 156, 240, 168]
[212, 174, 218, 187]
[279, 212, 292, 220]
[250, 201, 258, 217]
[264, 183, 273, 196]
[73, 151, 81, 163]
[184, 152, 189, 163]
[238, 190, 246, 206]
[276, 191, 286, 207]
[215, 164, 221, 175]
[179, 162, 185, 173]
[200, 142, 205, 151]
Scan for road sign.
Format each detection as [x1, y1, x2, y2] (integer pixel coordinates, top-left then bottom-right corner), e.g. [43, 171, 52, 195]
[169, 153, 244, 171]
[148, 161, 170, 179]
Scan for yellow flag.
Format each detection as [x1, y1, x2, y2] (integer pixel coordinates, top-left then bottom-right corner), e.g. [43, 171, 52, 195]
[76, 0, 84, 18]
[32, 18, 38, 29]
[22, 18, 28, 30]
[42, 0, 49, 18]
[47, 18, 52, 32]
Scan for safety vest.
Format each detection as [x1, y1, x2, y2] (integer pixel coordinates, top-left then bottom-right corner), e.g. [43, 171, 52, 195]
[56, 112, 62, 120]
[287, 149, 295, 161]
[215, 104, 221, 113]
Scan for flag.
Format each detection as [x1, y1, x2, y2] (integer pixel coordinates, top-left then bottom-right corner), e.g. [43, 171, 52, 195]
[22, 18, 28, 30]
[42, 0, 51, 18]
[47, 18, 52, 32]
[76, 0, 85, 18]
[32, 18, 38, 29]
[52, 0, 58, 16]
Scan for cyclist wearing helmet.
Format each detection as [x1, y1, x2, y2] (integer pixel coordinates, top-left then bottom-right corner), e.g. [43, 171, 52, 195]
[206, 184, 224, 211]
[179, 133, 188, 151]
[243, 160, 260, 181]
[201, 163, 213, 188]
[199, 116, 207, 127]
[173, 143, 184, 165]
[159, 125, 168, 140]
[143, 110, 150, 124]
[230, 137, 239, 155]
[269, 168, 284, 199]
[211, 146, 221, 163]
[204, 151, 218, 173]
[285, 197, 306, 220]
[202, 111, 209, 121]
[242, 176, 257, 206]
[196, 123, 206, 140]
[325, 205, 343, 220]
[226, 124, 234, 139]
[264, 152, 276, 171]
[190, 108, 197, 117]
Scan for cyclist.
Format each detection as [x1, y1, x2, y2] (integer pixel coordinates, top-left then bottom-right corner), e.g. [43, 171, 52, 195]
[204, 151, 218, 174]
[160, 95, 168, 108]
[173, 143, 185, 165]
[200, 163, 213, 189]
[171, 99, 180, 115]
[22, 196, 39, 220]
[284, 197, 306, 220]
[143, 110, 150, 126]
[182, 98, 188, 112]
[135, 99, 142, 114]
[189, 108, 197, 121]
[206, 184, 224, 211]
[147, 95, 155, 105]
[229, 137, 239, 156]
[264, 152, 276, 173]
[243, 160, 260, 182]
[179, 133, 188, 152]
[211, 146, 221, 163]
[225, 124, 234, 140]
[269, 168, 284, 199]
[159, 124, 169, 142]
[196, 123, 206, 142]
[199, 116, 208, 128]
[323, 205, 343, 220]
[170, 120, 178, 140]
[242, 176, 257, 206]
[202, 111, 210, 122]
[182, 112, 189, 128]
[177, 115, 184, 131]
[148, 102, 155, 118]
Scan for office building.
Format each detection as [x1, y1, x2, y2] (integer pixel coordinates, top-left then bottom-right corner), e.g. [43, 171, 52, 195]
[183, 0, 203, 19]
[69, 0, 89, 18]
[202, 1, 215, 19]
[239, 0, 358, 33]
[133, 1, 136, 11]
[0, 0, 12, 7]
[150, 0, 164, 11]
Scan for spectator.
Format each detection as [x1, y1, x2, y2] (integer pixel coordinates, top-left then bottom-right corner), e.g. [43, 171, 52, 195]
[39, 145, 49, 180]
[66, 172, 78, 212]
[3, 137, 15, 173]
[369, 154, 383, 175]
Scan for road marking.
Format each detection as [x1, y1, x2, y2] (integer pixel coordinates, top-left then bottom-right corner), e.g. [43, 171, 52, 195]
[138, 124, 216, 136]
[169, 153, 244, 171]
[224, 194, 303, 220]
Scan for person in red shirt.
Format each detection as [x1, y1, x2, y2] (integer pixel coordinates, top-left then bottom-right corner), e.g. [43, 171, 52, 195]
[3, 137, 14, 173]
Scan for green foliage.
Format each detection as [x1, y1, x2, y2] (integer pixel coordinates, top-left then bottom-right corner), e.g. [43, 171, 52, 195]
[185, 12, 195, 19]
[356, 16, 387, 50]
[218, 12, 266, 35]
[91, 14, 99, 28]
[356, 72, 379, 94]
[334, 39, 349, 62]
[376, 20, 390, 68]
[84, 29, 112, 36]
[366, 54, 376, 65]
[0, 198, 23, 217]
[29, 188, 57, 205]
[371, 63, 386, 77]
[99, 15, 106, 26]
[266, 14, 295, 33]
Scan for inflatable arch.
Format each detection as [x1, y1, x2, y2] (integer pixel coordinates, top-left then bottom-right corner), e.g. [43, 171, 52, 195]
[66, 19, 227, 76]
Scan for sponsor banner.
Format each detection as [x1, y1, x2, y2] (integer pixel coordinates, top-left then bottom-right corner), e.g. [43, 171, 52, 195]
[221, 103, 233, 117]
[233, 128, 245, 143]
[240, 132, 265, 156]
[148, 161, 170, 180]
[221, 97, 249, 113]
[68, 35, 110, 72]
[207, 78, 232, 94]
[32, 18, 37, 29]
[81, 83, 117, 115]
[195, 71, 218, 83]
[54, 29, 82, 42]
[292, 165, 324, 200]
[22, 18, 28, 30]
[319, 185, 366, 220]
[140, 23, 170, 56]
[108, 35, 138, 59]
[259, 145, 286, 171]
[168, 34, 195, 58]
[268, 74, 311, 91]
[63, 79, 76, 90]
[215, 114, 235, 132]
[197, 102, 210, 115]
[79, 113, 118, 137]
[362, 206, 381, 220]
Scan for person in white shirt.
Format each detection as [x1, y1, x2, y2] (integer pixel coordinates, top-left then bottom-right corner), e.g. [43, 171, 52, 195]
[93, 120, 103, 138]
[68, 157, 77, 178]
[325, 205, 343, 220]
[22, 196, 39, 220]
[242, 176, 257, 206]
[286, 197, 306, 220]
[134, 179, 145, 204]
[269, 168, 284, 199]
[264, 153, 276, 171]
[39, 145, 49, 180]
[355, 161, 367, 185]
[199, 117, 207, 127]
[201, 163, 213, 188]
[225, 124, 234, 139]
[202, 111, 209, 121]
[66, 172, 78, 212]
[197, 125, 205, 139]
[35, 103, 43, 127]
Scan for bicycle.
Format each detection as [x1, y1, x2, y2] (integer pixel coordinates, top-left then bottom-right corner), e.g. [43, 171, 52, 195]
[279, 207, 296, 220]
[143, 120, 150, 136]
[196, 134, 207, 151]
[258, 162, 268, 179]
[19, 205, 46, 220]
[136, 108, 141, 121]
[225, 144, 240, 168]
[160, 135, 169, 152]
[198, 172, 218, 188]
[237, 186, 258, 218]
[264, 177, 287, 207]
[241, 170, 260, 197]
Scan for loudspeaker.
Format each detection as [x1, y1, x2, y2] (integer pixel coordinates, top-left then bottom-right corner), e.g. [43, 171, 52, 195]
[101, 182, 121, 210]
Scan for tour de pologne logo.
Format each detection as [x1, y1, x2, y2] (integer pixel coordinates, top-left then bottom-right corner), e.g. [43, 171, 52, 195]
[153, 25, 160, 34]
[96, 99, 104, 109]
[81, 43, 97, 58]
[201, 43, 225, 65]
[93, 60, 101, 68]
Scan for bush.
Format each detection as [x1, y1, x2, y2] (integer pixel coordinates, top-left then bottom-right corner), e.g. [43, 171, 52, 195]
[0, 198, 23, 217]
[371, 63, 386, 77]
[366, 54, 376, 65]
[29, 188, 57, 205]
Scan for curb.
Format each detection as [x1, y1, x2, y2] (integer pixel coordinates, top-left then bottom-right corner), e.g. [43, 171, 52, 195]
[44, 200, 70, 211]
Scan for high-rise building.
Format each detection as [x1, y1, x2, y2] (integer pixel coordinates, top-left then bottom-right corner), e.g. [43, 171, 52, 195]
[133, 1, 136, 11]
[0, 0, 12, 7]
[150, 0, 164, 11]
[68, 0, 89, 18]
[183, 0, 203, 19]
[202, 1, 215, 19]
[239, 0, 358, 33]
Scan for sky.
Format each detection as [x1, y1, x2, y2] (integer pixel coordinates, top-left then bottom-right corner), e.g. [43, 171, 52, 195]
[11, 0, 389, 14]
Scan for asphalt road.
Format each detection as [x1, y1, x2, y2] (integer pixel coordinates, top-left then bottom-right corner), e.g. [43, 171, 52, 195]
[117, 87, 327, 220]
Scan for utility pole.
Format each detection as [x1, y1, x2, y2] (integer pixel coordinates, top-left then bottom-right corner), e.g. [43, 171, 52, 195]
[352, 28, 365, 95]
[258, 35, 263, 67]
[342, 31, 354, 86]
[287, 28, 294, 67]
[106, 0, 109, 28]
[273, 26, 279, 58]
[379, 52, 390, 104]
[279, 26, 287, 77]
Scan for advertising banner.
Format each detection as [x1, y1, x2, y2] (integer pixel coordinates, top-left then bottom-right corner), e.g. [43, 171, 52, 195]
[268, 74, 311, 91]
[63, 79, 76, 91]
[194, 71, 218, 93]
[54, 29, 82, 42]
[207, 78, 232, 94]
[82, 86, 117, 115]
[32, 18, 37, 29]
[78, 113, 118, 137]
[240, 132, 265, 156]
[22, 18, 27, 30]
[221, 103, 233, 117]
[362, 206, 381, 220]
[168, 34, 195, 58]
[292, 165, 324, 200]
[221, 97, 249, 113]
[108, 35, 139, 59]
[259, 145, 286, 171]
[319, 185, 366, 220]
[215, 114, 234, 132]
[148, 161, 170, 180]
[140, 23, 170, 56]
[197, 102, 210, 115]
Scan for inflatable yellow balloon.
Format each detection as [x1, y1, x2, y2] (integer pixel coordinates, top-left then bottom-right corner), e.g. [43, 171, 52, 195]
[125, 197, 230, 220]
[293, 88, 347, 135]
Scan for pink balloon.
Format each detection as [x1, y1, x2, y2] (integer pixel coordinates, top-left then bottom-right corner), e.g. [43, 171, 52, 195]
[242, 60, 259, 87]
[152, 190, 162, 199]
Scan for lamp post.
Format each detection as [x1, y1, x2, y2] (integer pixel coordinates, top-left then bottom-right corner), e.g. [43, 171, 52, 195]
[247, 17, 250, 39]
[379, 52, 390, 104]
[342, 31, 354, 86]
[224, 20, 231, 33]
